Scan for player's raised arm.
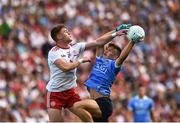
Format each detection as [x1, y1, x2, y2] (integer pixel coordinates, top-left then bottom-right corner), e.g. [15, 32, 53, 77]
[95, 30, 115, 57]
[54, 57, 91, 72]
[95, 29, 126, 57]
[115, 25, 145, 67]
[115, 41, 135, 67]
[84, 24, 131, 50]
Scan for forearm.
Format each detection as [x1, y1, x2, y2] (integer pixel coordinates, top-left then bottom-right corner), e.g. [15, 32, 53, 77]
[64, 61, 80, 71]
[95, 30, 116, 46]
[151, 116, 155, 122]
[84, 30, 115, 50]
[57, 58, 91, 72]
[127, 110, 133, 122]
[116, 41, 135, 66]
[103, 30, 116, 36]
[55, 59, 81, 72]
[85, 29, 127, 50]
[121, 41, 135, 59]
[151, 110, 156, 122]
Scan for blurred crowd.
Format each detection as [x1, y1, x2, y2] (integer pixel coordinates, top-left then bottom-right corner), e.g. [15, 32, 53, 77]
[0, 0, 179, 122]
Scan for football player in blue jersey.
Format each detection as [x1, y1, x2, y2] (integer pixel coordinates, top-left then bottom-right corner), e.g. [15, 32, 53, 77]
[128, 84, 155, 122]
[74, 24, 143, 122]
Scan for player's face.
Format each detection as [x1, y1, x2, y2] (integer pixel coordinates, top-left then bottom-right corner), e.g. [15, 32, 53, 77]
[57, 27, 72, 43]
[103, 46, 119, 59]
[139, 87, 146, 97]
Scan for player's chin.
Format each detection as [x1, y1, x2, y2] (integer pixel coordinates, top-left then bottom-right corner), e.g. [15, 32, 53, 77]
[67, 38, 72, 43]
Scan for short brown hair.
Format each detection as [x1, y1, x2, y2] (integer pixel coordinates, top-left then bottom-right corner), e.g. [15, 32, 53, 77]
[108, 43, 122, 54]
[50, 24, 66, 41]
[138, 83, 145, 88]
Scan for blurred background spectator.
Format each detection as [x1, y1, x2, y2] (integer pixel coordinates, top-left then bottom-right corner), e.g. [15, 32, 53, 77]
[0, 0, 179, 122]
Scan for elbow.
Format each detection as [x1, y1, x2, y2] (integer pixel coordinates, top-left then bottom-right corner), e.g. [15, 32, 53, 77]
[62, 67, 70, 72]
[60, 66, 71, 72]
[62, 69, 69, 72]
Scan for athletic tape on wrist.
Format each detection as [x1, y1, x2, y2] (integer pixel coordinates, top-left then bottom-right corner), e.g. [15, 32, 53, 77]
[78, 59, 83, 63]
[111, 32, 117, 38]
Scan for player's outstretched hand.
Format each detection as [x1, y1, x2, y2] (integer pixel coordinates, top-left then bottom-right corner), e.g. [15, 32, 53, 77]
[116, 23, 132, 32]
[116, 29, 128, 36]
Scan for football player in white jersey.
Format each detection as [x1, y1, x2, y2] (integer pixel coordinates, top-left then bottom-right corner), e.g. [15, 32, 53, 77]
[45, 24, 127, 122]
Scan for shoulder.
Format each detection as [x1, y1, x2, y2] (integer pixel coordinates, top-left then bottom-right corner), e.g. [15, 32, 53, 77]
[143, 96, 154, 104]
[71, 42, 86, 47]
[133, 95, 139, 100]
[130, 96, 137, 102]
[71, 42, 86, 54]
[48, 46, 63, 57]
[128, 96, 136, 106]
[48, 46, 56, 56]
[147, 97, 154, 103]
[49, 46, 61, 53]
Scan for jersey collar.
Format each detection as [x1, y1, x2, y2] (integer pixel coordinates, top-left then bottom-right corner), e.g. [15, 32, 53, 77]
[136, 95, 148, 100]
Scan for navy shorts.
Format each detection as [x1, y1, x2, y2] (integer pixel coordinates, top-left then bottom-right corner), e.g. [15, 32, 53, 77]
[93, 97, 113, 122]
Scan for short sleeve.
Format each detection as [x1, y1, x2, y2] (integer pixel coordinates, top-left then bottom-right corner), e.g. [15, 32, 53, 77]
[128, 99, 134, 111]
[149, 99, 154, 110]
[75, 42, 86, 55]
[48, 51, 62, 63]
[111, 61, 121, 74]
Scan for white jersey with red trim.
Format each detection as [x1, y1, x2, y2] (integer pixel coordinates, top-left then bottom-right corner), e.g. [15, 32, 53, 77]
[46, 42, 86, 92]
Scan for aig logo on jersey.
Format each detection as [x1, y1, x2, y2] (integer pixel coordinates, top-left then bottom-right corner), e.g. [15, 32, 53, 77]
[61, 54, 66, 57]
[95, 63, 108, 73]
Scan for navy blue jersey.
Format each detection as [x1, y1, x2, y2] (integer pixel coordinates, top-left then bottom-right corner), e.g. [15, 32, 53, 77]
[85, 56, 121, 96]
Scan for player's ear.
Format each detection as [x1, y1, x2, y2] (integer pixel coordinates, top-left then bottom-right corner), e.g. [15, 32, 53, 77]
[56, 34, 60, 40]
[57, 33, 63, 40]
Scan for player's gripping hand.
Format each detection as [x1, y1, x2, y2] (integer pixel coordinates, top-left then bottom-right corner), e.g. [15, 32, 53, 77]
[116, 29, 128, 36]
[116, 24, 132, 32]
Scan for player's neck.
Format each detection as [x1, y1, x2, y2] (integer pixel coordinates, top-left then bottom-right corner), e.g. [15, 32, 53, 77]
[139, 95, 146, 99]
[103, 55, 115, 60]
[56, 42, 70, 49]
